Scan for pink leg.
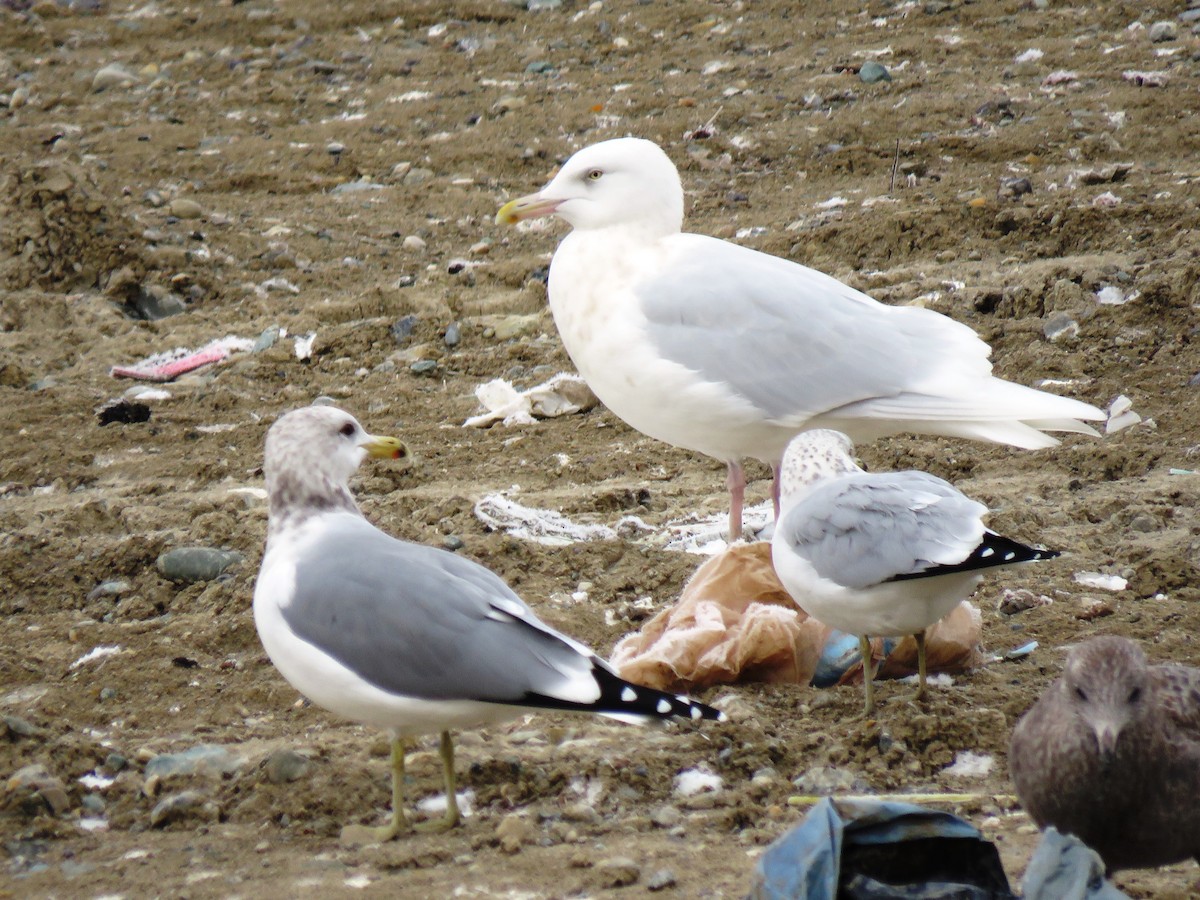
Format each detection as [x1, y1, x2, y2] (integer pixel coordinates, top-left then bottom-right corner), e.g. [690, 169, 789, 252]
[726, 461, 745, 542]
[771, 464, 782, 521]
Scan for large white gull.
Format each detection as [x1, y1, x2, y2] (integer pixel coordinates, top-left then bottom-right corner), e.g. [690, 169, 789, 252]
[496, 137, 1104, 540]
[253, 405, 723, 844]
[770, 429, 1058, 714]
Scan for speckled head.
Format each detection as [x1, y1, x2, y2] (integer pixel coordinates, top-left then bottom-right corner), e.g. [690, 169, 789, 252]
[778, 429, 861, 505]
[1061, 635, 1151, 757]
[263, 405, 406, 540]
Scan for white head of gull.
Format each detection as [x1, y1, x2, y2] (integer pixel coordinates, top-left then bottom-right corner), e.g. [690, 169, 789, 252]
[497, 137, 1104, 542]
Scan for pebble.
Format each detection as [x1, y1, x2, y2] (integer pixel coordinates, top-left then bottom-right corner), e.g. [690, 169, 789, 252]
[410, 359, 438, 376]
[2, 714, 41, 738]
[1148, 21, 1177, 42]
[595, 857, 640, 888]
[403, 167, 434, 186]
[1042, 312, 1079, 343]
[253, 326, 281, 352]
[859, 61, 891, 83]
[264, 748, 311, 784]
[81, 793, 105, 814]
[87, 579, 132, 601]
[443, 322, 461, 348]
[156, 547, 244, 584]
[496, 813, 532, 853]
[442, 535, 464, 551]
[330, 179, 385, 195]
[98, 687, 118, 701]
[391, 315, 418, 343]
[145, 744, 246, 780]
[92, 63, 138, 91]
[480, 313, 541, 341]
[7, 764, 71, 816]
[127, 284, 187, 320]
[650, 804, 682, 828]
[402, 234, 427, 251]
[647, 868, 677, 891]
[527, 0, 563, 9]
[525, 61, 554, 74]
[149, 790, 220, 828]
[326, 142, 345, 156]
[104, 752, 128, 773]
[168, 198, 203, 220]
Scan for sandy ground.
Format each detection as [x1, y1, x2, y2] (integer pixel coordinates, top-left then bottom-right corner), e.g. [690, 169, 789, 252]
[3, 0, 1200, 896]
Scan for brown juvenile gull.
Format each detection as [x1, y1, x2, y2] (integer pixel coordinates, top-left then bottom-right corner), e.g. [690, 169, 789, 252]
[495, 137, 1104, 541]
[771, 429, 1058, 715]
[253, 405, 724, 844]
[1009, 635, 1200, 872]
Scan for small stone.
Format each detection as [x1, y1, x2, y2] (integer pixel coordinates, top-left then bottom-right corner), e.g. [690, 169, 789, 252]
[81, 793, 105, 814]
[443, 322, 461, 347]
[92, 63, 138, 91]
[650, 805, 682, 828]
[149, 790, 220, 828]
[98, 687, 118, 702]
[253, 326, 280, 352]
[485, 313, 541, 341]
[410, 359, 438, 376]
[525, 60, 554, 74]
[168, 198, 203, 220]
[127, 284, 187, 321]
[87, 580, 132, 601]
[104, 753, 128, 773]
[1076, 597, 1115, 621]
[442, 535, 464, 551]
[156, 547, 244, 584]
[402, 167, 434, 186]
[859, 61, 891, 83]
[647, 869, 677, 891]
[402, 235, 427, 252]
[1042, 312, 1079, 343]
[2, 714, 41, 738]
[145, 744, 246, 779]
[391, 315, 418, 344]
[496, 813, 532, 853]
[7, 764, 71, 816]
[326, 142, 345, 156]
[330, 179, 385, 195]
[528, 0, 562, 9]
[143, 189, 166, 208]
[264, 748, 311, 784]
[596, 857, 640, 888]
[1148, 21, 1177, 42]
[469, 240, 491, 256]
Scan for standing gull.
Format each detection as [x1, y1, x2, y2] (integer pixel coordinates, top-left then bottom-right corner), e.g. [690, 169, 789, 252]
[1009, 636, 1200, 873]
[496, 137, 1104, 540]
[253, 405, 723, 844]
[769, 429, 1057, 714]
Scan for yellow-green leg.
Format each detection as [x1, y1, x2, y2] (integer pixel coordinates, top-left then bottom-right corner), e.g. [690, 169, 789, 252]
[859, 634, 877, 716]
[340, 735, 410, 846]
[414, 730, 460, 833]
[913, 630, 928, 701]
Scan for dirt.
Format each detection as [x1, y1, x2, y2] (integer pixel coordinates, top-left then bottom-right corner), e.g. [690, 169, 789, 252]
[2, 0, 1200, 896]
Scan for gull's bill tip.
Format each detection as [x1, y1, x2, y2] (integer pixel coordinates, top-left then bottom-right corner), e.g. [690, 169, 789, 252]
[495, 193, 561, 226]
[362, 434, 407, 460]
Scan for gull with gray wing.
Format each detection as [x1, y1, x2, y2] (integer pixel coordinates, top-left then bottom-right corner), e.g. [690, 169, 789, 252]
[253, 405, 724, 845]
[770, 429, 1057, 714]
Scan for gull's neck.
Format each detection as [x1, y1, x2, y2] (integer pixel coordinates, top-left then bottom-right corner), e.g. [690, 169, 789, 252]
[265, 471, 360, 546]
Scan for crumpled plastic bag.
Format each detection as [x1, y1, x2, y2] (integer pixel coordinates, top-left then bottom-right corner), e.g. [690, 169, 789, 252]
[462, 373, 598, 427]
[1022, 828, 1129, 900]
[749, 797, 1014, 900]
[611, 543, 983, 691]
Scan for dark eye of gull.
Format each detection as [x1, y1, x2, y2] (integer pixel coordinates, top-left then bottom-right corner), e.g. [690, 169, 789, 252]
[339, 422, 356, 437]
[1128, 686, 1142, 703]
[1074, 686, 1088, 702]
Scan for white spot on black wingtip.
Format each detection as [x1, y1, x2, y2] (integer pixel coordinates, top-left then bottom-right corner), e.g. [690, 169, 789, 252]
[656, 698, 672, 715]
[1004, 551, 1016, 561]
[621, 686, 637, 703]
[717, 710, 728, 722]
[690, 705, 702, 720]
[981, 547, 995, 558]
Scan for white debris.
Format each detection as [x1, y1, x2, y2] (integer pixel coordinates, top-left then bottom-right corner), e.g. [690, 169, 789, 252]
[293, 332, 317, 360]
[259, 276, 301, 294]
[463, 373, 598, 428]
[658, 501, 774, 555]
[674, 767, 724, 797]
[1105, 394, 1141, 433]
[1041, 70, 1077, 86]
[1092, 191, 1121, 208]
[78, 772, 116, 790]
[344, 874, 373, 890]
[1096, 285, 1139, 305]
[416, 789, 475, 819]
[815, 196, 848, 210]
[1122, 70, 1168, 87]
[943, 751, 995, 779]
[1073, 572, 1128, 592]
[69, 645, 121, 671]
[387, 90, 433, 103]
[1015, 48, 1044, 63]
[474, 495, 617, 546]
[78, 817, 109, 833]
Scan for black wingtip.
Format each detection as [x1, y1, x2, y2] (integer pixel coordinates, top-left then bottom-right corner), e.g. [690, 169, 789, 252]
[520, 664, 725, 723]
[891, 533, 1059, 582]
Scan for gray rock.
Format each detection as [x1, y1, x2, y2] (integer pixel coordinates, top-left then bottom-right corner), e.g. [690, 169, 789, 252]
[647, 868, 677, 891]
[1148, 21, 1177, 42]
[1043, 312, 1079, 343]
[264, 748, 311, 784]
[444, 322, 461, 347]
[253, 326, 281, 352]
[149, 790, 220, 828]
[104, 752, 128, 772]
[651, 804, 682, 828]
[98, 687, 118, 701]
[80, 793, 105, 814]
[1180, 9, 1200, 23]
[330, 179, 386, 195]
[527, 0, 562, 9]
[2, 714, 41, 738]
[402, 167, 434, 186]
[87, 579, 132, 601]
[92, 63, 137, 91]
[392, 315, 418, 344]
[792, 764, 865, 795]
[168, 198, 203, 220]
[525, 61, 554, 74]
[442, 535, 464, 551]
[859, 61, 891, 83]
[596, 857, 640, 888]
[7, 764, 71, 816]
[127, 284, 187, 321]
[156, 547, 243, 584]
[410, 359, 438, 375]
[145, 744, 246, 779]
[326, 142, 345, 155]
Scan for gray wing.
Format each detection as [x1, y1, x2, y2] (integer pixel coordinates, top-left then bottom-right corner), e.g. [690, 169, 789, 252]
[639, 233, 992, 424]
[776, 471, 987, 589]
[282, 517, 598, 704]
